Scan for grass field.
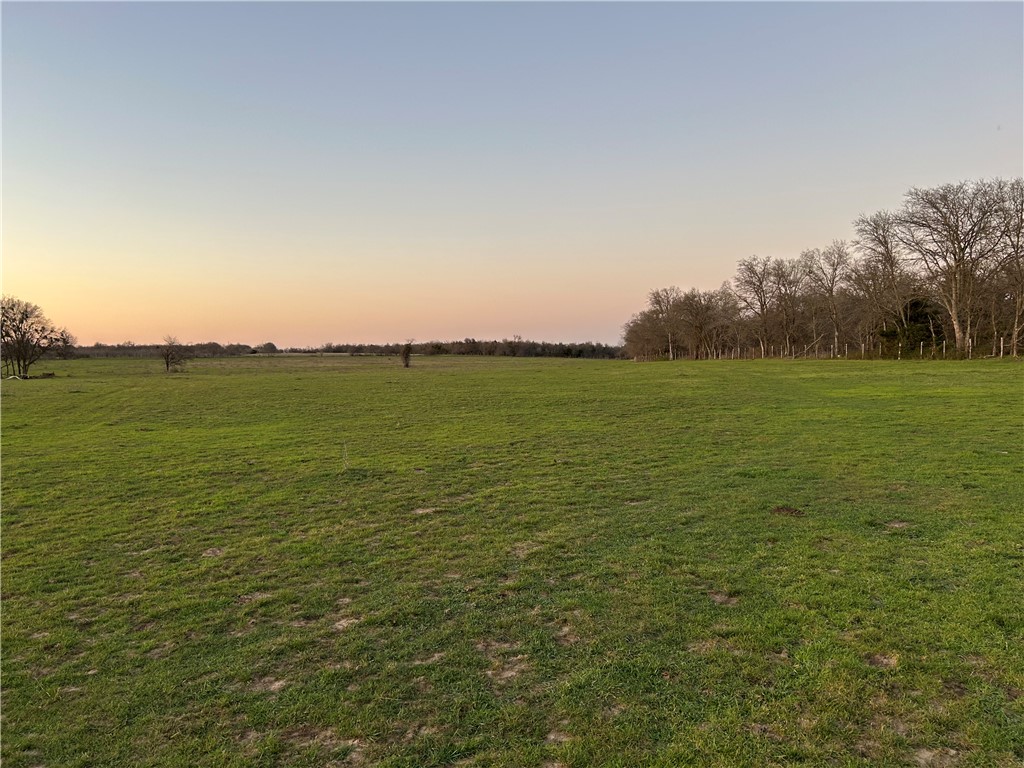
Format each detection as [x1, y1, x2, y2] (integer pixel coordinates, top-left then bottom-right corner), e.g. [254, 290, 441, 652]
[2, 355, 1022, 767]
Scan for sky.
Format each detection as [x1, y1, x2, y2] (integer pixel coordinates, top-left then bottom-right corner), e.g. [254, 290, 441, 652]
[2, 2, 1022, 347]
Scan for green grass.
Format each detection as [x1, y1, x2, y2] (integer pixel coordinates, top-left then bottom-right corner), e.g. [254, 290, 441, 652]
[2, 355, 1022, 767]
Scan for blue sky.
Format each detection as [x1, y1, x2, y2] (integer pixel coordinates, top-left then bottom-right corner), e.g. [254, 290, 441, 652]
[3, 2, 1022, 346]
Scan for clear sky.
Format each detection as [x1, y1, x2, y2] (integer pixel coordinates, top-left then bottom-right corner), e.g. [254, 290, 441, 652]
[3, 2, 1022, 347]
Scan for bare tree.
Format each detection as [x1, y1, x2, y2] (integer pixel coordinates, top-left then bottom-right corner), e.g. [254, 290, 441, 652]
[732, 256, 775, 357]
[401, 339, 413, 368]
[678, 288, 728, 359]
[647, 286, 684, 360]
[770, 257, 806, 357]
[803, 241, 851, 356]
[622, 309, 664, 361]
[1, 296, 68, 377]
[896, 180, 1005, 353]
[851, 210, 919, 344]
[994, 177, 1024, 355]
[160, 335, 188, 372]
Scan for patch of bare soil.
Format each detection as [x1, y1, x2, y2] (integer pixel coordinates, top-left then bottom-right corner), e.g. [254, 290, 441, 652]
[605, 703, 627, 718]
[545, 729, 571, 744]
[885, 520, 911, 529]
[412, 507, 437, 515]
[746, 723, 784, 741]
[687, 636, 744, 656]
[486, 655, 529, 682]
[146, 641, 176, 659]
[237, 591, 273, 604]
[399, 724, 440, 742]
[202, 547, 224, 557]
[554, 624, 579, 646]
[477, 640, 529, 684]
[771, 506, 804, 517]
[872, 714, 911, 737]
[283, 726, 358, 754]
[913, 747, 960, 767]
[252, 677, 289, 693]
[413, 652, 446, 665]
[512, 542, 542, 559]
[333, 617, 360, 631]
[866, 652, 899, 669]
[708, 590, 739, 606]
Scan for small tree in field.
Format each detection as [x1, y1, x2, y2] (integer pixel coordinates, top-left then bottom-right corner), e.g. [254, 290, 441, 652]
[1, 296, 71, 377]
[401, 340, 413, 368]
[161, 335, 188, 372]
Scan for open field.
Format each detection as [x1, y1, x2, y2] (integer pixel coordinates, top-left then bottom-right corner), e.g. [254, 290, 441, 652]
[2, 355, 1022, 767]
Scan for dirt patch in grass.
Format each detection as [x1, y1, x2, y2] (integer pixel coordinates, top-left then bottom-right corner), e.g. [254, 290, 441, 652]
[486, 655, 529, 682]
[146, 641, 175, 659]
[885, 520, 911, 529]
[412, 507, 437, 515]
[747, 723, 784, 741]
[333, 617, 360, 631]
[252, 677, 289, 693]
[283, 726, 354, 751]
[866, 652, 899, 669]
[512, 542, 542, 559]
[400, 724, 440, 742]
[477, 640, 529, 683]
[202, 547, 224, 557]
[913, 747, 960, 767]
[708, 590, 739, 606]
[545, 728, 571, 744]
[237, 591, 273, 604]
[554, 624, 579, 646]
[771, 505, 804, 517]
[413, 652, 446, 665]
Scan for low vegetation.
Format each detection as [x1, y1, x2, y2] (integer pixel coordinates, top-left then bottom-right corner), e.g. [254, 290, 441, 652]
[2, 355, 1021, 766]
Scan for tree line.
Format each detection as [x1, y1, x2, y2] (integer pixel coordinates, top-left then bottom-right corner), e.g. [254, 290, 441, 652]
[309, 337, 620, 359]
[623, 178, 1024, 360]
[78, 338, 619, 359]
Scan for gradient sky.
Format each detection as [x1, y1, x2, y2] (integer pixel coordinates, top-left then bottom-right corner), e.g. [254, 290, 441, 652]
[3, 2, 1022, 347]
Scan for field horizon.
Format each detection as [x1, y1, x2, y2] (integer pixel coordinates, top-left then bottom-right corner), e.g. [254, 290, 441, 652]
[2, 355, 1022, 767]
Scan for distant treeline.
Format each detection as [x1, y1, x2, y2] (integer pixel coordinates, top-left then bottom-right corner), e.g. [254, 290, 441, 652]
[74, 338, 621, 360]
[292, 338, 620, 359]
[76, 341, 272, 358]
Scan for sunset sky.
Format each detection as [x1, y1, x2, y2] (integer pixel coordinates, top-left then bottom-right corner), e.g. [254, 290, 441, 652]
[3, 2, 1022, 347]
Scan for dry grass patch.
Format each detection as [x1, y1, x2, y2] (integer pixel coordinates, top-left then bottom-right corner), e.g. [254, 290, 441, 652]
[252, 676, 289, 693]
[708, 590, 739, 606]
[866, 652, 899, 669]
[771, 505, 804, 517]
[913, 747, 961, 767]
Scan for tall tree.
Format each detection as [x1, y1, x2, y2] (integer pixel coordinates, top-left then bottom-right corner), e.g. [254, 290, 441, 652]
[851, 210, 919, 343]
[770, 257, 806, 357]
[1, 296, 68, 377]
[896, 180, 1005, 352]
[647, 286, 684, 361]
[732, 256, 775, 357]
[994, 177, 1024, 355]
[803, 241, 851, 356]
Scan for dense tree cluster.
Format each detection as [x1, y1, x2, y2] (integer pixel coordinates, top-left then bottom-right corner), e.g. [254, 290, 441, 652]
[1, 296, 76, 377]
[623, 179, 1024, 360]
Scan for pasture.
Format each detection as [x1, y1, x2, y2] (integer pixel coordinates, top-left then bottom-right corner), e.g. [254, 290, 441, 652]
[1, 355, 1022, 767]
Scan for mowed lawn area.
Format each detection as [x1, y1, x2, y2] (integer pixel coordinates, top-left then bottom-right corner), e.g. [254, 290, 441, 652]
[2, 355, 1021, 767]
